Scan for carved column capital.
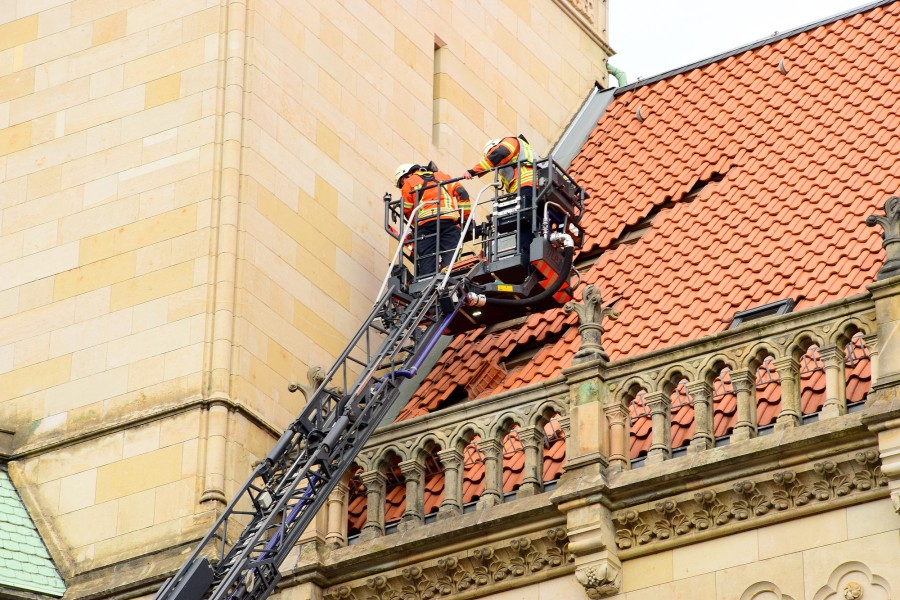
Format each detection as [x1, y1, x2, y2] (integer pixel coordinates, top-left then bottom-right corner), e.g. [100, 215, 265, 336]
[602, 401, 628, 425]
[359, 470, 386, 488]
[478, 438, 503, 456]
[729, 369, 755, 391]
[564, 285, 618, 364]
[437, 448, 463, 467]
[645, 391, 670, 416]
[866, 195, 900, 280]
[398, 459, 425, 479]
[516, 425, 545, 448]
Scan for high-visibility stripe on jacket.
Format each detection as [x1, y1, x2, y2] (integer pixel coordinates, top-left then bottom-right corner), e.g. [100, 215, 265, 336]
[472, 136, 536, 193]
[401, 169, 470, 224]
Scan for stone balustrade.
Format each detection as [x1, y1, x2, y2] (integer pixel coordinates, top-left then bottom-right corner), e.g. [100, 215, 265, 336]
[323, 291, 876, 548]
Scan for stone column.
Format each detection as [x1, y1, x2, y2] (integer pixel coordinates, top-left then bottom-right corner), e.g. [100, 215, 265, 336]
[516, 426, 545, 498]
[201, 402, 230, 504]
[774, 357, 801, 430]
[436, 448, 463, 519]
[359, 471, 386, 541]
[645, 391, 671, 465]
[730, 369, 757, 441]
[864, 333, 879, 386]
[686, 381, 714, 452]
[324, 481, 348, 549]
[476, 439, 504, 509]
[819, 345, 847, 419]
[398, 460, 425, 530]
[603, 402, 629, 472]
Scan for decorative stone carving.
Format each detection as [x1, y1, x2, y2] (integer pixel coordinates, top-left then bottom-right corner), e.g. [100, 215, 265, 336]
[566, 0, 596, 23]
[842, 582, 863, 600]
[288, 364, 344, 403]
[612, 451, 886, 551]
[574, 558, 622, 599]
[813, 561, 891, 600]
[564, 285, 619, 363]
[866, 195, 900, 280]
[323, 528, 571, 600]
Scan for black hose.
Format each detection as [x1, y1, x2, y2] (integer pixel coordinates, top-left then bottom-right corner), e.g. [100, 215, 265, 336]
[482, 246, 574, 307]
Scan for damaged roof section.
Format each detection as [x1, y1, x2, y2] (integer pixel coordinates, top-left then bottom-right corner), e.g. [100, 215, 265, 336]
[397, 1, 899, 421]
[0, 468, 66, 598]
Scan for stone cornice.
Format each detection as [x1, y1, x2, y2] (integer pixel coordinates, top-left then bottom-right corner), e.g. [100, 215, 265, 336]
[550, 0, 613, 56]
[604, 411, 873, 506]
[7, 394, 282, 460]
[311, 493, 563, 586]
[317, 520, 571, 600]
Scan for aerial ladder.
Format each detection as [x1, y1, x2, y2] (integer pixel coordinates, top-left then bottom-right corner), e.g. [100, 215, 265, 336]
[153, 156, 585, 600]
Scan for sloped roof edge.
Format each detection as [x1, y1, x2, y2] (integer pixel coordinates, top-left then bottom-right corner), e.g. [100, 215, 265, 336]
[613, 0, 896, 95]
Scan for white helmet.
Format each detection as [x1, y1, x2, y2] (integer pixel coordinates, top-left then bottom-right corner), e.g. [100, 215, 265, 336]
[482, 138, 502, 155]
[393, 163, 418, 188]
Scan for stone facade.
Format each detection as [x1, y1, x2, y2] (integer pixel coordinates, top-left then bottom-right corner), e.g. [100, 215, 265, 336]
[0, 0, 610, 598]
[299, 271, 900, 600]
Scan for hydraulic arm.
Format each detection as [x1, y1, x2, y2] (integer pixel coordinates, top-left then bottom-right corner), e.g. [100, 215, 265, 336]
[154, 275, 466, 600]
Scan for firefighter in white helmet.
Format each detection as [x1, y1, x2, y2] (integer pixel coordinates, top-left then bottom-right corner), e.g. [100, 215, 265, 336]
[394, 162, 470, 277]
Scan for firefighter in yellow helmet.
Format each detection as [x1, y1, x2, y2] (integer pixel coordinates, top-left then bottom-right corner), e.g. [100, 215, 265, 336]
[463, 135, 537, 252]
[394, 163, 471, 277]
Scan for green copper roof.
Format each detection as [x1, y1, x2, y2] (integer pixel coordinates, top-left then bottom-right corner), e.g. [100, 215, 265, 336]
[0, 467, 66, 597]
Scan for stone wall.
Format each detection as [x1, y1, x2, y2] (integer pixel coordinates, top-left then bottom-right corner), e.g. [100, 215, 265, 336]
[0, 0, 610, 595]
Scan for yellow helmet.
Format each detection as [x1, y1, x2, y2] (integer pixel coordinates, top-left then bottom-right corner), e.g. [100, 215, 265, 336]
[393, 163, 418, 188]
[482, 138, 502, 155]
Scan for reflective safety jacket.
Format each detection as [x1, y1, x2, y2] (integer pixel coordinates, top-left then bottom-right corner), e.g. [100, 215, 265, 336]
[468, 136, 536, 193]
[401, 169, 471, 225]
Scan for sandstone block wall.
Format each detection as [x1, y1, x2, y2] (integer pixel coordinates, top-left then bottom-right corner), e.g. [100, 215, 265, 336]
[0, 0, 610, 587]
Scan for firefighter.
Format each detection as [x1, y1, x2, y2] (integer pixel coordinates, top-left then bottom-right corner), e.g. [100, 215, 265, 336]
[462, 135, 536, 201]
[394, 163, 471, 277]
[463, 135, 537, 253]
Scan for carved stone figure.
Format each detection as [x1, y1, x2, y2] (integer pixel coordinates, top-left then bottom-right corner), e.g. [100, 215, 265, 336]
[564, 285, 619, 363]
[865, 195, 900, 280]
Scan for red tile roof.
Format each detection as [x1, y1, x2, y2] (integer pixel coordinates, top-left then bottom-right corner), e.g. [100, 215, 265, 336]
[349, 3, 890, 534]
[398, 1, 896, 419]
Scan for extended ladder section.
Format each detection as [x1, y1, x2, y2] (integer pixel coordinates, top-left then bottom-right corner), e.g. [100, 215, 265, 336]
[154, 275, 466, 600]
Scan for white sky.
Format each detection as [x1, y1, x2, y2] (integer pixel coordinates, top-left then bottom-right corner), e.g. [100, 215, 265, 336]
[608, 0, 877, 83]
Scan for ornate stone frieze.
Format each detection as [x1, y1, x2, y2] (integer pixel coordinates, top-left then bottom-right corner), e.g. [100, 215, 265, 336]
[565, 0, 595, 23]
[612, 450, 887, 552]
[322, 528, 572, 600]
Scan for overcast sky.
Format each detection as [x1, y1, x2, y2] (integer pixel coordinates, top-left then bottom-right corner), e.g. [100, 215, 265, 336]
[608, 0, 876, 83]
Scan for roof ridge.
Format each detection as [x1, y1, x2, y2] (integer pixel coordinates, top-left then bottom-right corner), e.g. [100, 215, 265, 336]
[612, 0, 897, 95]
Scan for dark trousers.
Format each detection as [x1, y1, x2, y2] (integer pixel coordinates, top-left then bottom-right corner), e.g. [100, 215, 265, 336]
[415, 219, 461, 277]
